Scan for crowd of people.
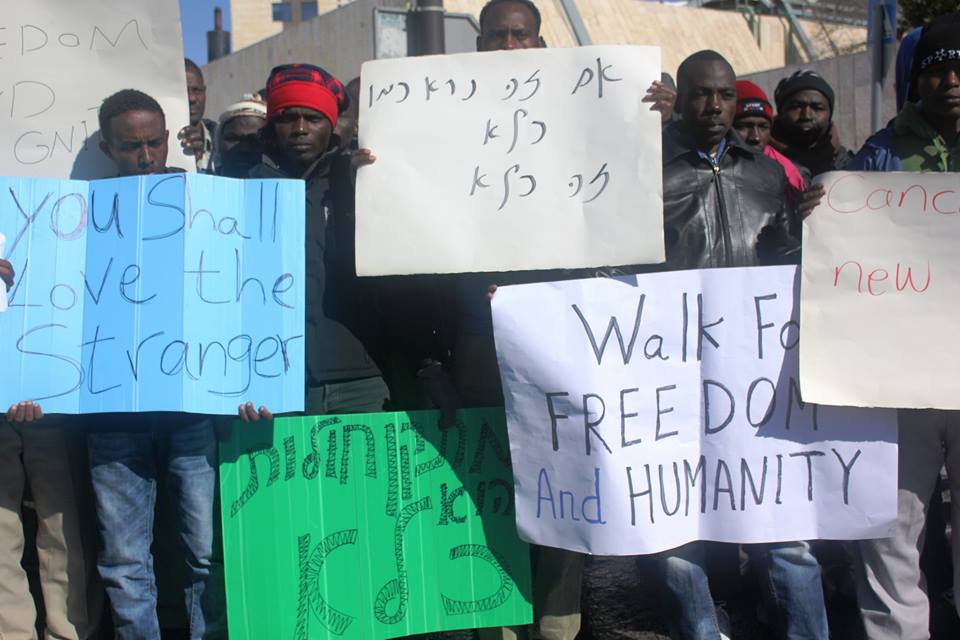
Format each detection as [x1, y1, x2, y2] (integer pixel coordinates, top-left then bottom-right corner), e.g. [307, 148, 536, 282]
[1, 1, 959, 639]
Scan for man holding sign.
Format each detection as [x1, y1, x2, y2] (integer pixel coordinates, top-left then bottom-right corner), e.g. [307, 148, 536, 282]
[245, 64, 391, 418]
[492, 49, 823, 640]
[447, 5, 676, 639]
[452, 4, 670, 639]
[652, 50, 827, 640]
[802, 15, 960, 639]
[85, 90, 225, 640]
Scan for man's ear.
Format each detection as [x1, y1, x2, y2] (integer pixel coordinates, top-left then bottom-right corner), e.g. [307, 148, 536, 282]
[99, 139, 113, 160]
[539, 36, 547, 48]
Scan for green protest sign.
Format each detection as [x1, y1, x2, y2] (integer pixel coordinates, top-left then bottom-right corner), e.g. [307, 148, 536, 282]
[219, 408, 533, 639]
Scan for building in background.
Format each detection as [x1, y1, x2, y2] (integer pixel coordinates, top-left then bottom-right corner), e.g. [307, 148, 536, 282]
[209, 0, 889, 149]
[231, 0, 350, 50]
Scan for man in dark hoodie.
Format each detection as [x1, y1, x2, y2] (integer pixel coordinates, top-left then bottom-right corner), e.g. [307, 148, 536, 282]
[771, 70, 853, 179]
[241, 64, 390, 420]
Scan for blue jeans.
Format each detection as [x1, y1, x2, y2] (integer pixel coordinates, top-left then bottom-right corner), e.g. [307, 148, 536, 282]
[657, 541, 828, 640]
[88, 416, 226, 640]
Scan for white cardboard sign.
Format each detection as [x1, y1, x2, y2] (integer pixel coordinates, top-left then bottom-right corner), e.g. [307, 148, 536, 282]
[357, 45, 665, 275]
[801, 171, 960, 409]
[0, 0, 193, 178]
[492, 266, 898, 556]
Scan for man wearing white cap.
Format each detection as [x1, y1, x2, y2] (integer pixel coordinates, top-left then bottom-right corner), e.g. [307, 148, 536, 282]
[213, 94, 268, 178]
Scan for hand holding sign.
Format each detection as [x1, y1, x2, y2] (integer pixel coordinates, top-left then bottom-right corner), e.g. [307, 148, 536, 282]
[0, 233, 11, 313]
[641, 80, 677, 122]
[178, 125, 206, 157]
[0, 261, 11, 291]
[351, 149, 377, 169]
[237, 401, 273, 423]
[798, 184, 826, 220]
[6, 401, 44, 423]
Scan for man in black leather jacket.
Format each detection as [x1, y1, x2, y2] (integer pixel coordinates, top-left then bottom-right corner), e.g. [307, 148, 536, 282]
[660, 59, 799, 272]
[653, 51, 827, 640]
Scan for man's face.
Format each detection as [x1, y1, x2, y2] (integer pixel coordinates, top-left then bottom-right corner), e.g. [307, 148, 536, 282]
[100, 110, 168, 176]
[679, 60, 736, 153]
[733, 115, 772, 151]
[917, 60, 960, 124]
[270, 107, 332, 170]
[186, 68, 207, 126]
[478, 2, 543, 52]
[778, 89, 830, 145]
[219, 115, 266, 178]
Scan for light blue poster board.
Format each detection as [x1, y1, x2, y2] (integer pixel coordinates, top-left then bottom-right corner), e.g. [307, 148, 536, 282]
[0, 173, 306, 414]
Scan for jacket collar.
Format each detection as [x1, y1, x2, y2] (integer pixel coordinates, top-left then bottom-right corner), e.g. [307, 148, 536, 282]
[258, 147, 339, 181]
[663, 122, 755, 164]
[895, 101, 951, 145]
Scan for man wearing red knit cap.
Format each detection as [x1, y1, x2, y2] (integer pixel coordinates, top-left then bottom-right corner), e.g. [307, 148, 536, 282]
[240, 63, 393, 421]
[733, 80, 806, 200]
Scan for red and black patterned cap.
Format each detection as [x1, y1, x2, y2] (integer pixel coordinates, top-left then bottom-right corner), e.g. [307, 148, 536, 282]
[265, 63, 349, 126]
[736, 80, 773, 121]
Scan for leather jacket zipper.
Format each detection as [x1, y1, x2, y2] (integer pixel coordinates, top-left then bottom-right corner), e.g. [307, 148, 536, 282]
[711, 164, 734, 266]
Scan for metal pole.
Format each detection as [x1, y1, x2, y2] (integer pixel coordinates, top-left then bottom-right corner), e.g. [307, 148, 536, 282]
[415, 0, 445, 56]
[870, 2, 883, 133]
[559, 0, 592, 46]
[778, 0, 818, 63]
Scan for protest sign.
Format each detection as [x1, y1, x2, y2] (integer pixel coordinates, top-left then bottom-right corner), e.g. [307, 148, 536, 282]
[356, 45, 665, 276]
[801, 171, 960, 409]
[491, 266, 898, 556]
[0, 173, 305, 414]
[219, 409, 533, 640]
[0, 0, 192, 178]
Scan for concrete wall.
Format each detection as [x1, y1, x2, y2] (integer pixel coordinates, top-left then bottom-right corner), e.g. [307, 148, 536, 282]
[742, 50, 896, 153]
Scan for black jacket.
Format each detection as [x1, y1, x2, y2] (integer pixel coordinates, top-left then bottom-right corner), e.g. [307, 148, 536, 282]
[249, 153, 382, 386]
[660, 124, 800, 271]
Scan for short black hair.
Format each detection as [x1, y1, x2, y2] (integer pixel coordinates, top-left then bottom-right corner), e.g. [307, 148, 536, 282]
[676, 50, 735, 101]
[677, 50, 733, 89]
[479, 0, 542, 33]
[98, 89, 165, 141]
[185, 58, 203, 78]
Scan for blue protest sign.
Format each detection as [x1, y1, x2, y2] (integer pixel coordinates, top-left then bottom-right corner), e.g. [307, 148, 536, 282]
[0, 173, 306, 415]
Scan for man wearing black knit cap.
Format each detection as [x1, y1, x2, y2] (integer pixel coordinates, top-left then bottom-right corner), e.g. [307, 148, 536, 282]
[798, 13, 960, 638]
[771, 69, 852, 178]
[843, 14, 959, 640]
